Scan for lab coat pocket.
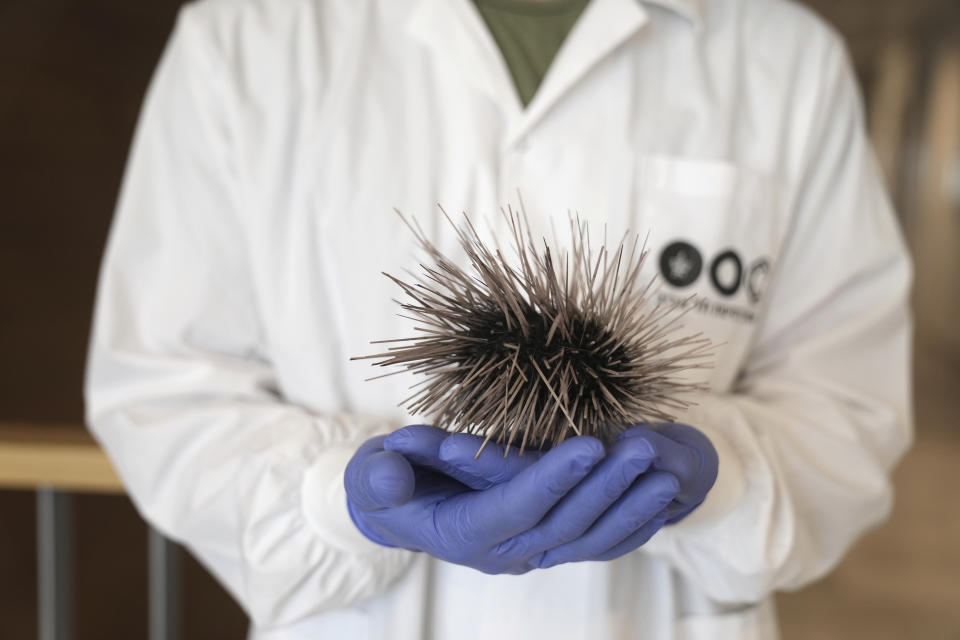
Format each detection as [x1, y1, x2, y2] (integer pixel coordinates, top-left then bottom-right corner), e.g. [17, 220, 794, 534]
[632, 155, 788, 392]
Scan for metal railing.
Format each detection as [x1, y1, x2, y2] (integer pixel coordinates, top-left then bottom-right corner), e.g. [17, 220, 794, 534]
[0, 423, 180, 640]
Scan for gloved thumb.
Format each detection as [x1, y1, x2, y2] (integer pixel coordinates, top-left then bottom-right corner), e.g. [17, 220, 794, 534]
[345, 446, 416, 511]
[618, 423, 718, 506]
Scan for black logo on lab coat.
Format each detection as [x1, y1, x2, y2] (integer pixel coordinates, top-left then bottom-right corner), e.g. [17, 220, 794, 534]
[659, 241, 770, 306]
[659, 241, 702, 287]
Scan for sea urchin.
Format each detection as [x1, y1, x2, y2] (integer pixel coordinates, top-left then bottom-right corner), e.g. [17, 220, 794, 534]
[354, 205, 713, 455]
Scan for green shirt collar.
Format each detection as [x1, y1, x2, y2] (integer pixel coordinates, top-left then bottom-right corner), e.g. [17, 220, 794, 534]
[474, 0, 703, 29]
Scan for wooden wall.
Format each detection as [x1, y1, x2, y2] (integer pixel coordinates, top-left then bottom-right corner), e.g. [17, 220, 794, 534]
[0, 1, 247, 637]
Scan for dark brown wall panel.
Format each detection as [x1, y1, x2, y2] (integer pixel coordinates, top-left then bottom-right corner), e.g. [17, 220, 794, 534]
[0, 1, 247, 637]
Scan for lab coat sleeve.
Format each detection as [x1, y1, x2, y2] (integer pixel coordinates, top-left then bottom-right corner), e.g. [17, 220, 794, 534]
[83, 6, 413, 627]
[642, 35, 913, 602]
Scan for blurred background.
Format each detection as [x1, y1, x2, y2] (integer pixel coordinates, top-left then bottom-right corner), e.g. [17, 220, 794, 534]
[0, 0, 957, 638]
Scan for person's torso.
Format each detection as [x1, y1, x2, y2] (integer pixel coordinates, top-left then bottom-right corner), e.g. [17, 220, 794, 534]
[185, 0, 833, 636]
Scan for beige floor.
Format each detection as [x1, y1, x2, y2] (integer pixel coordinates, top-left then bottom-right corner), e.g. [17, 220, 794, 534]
[776, 46, 960, 636]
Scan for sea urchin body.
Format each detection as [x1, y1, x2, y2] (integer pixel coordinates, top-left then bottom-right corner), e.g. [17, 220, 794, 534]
[354, 205, 713, 455]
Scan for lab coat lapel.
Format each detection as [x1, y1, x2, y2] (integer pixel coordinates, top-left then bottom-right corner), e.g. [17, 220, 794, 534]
[405, 0, 523, 119]
[506, 0, 649, 146]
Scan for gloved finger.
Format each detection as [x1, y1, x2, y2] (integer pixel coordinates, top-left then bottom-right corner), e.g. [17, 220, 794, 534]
[443, 436, 605, 541]
[344, 436, 416, 511]
[535, 471, 679, 569]
[619, 424, 717, 505]
[437, 432, 545, 488]
[383, 425, 492, 490]
[492, 436, 656, 559]
[589, 509, 670, 562]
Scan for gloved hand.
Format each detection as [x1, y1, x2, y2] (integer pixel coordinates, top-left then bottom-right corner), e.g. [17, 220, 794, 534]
[401, 423, 719, 526]
[617, 423, 719, 523]
[376, 424, 688, 568]
[344, 429, 680, 572]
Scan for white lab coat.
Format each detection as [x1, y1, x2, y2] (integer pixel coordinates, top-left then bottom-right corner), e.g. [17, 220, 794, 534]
[84, 0, 913, 637]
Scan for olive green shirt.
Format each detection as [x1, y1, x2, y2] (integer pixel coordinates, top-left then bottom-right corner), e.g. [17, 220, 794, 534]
[473, 0, 591, 106]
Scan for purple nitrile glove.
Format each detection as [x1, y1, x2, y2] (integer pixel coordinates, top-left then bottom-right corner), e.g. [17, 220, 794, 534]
[616, 423, 719, 524]
[345, 432, 633, 574]
[381, 424, 546, 490]
[382, 424, 683, 567]
[429, 423, 718, 526]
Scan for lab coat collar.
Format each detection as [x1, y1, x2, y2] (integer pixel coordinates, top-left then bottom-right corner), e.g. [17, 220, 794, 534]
[509, 0, 649, 144]
[406, 0, 524, 116]
[405, 0, 700, 147]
